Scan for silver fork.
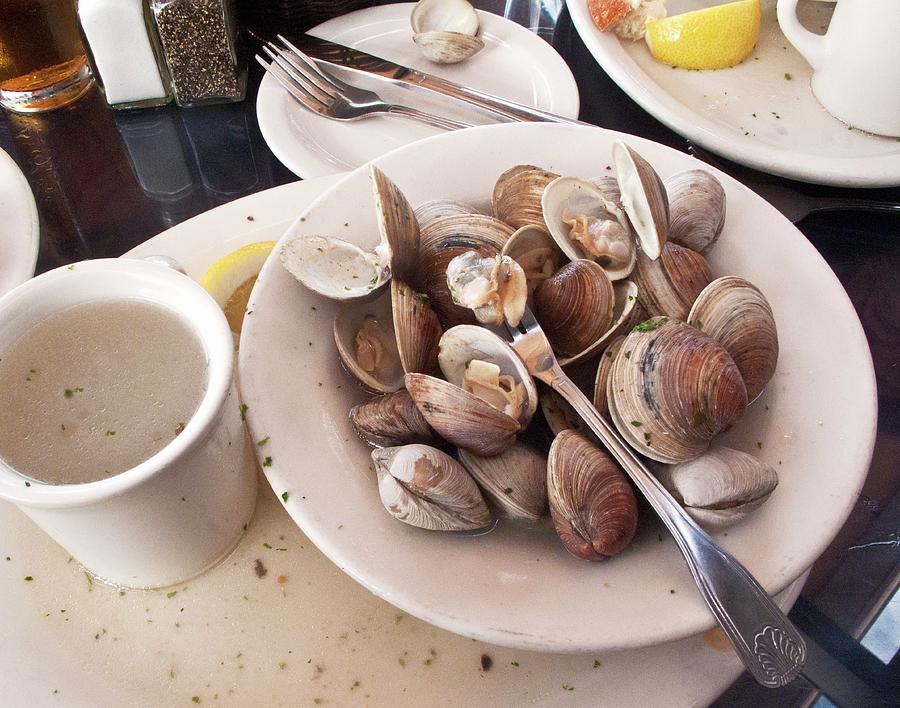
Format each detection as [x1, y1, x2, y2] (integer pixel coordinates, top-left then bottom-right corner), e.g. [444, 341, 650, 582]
[256, 36, 473, 132]
[496, 307, 807, 689]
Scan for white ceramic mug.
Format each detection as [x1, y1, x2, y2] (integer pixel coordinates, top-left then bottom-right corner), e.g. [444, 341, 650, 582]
[0, 259, 257, 588]
[777, 0, 900, 137]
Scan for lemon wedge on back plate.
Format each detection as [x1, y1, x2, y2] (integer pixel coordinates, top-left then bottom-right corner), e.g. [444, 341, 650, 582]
[645, 0, 761, 70]
[200, 241, 276, 336]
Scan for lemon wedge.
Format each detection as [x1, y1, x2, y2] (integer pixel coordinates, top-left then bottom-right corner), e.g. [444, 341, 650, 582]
[645, 0, 761, 70]
[200, 241, 276, 336]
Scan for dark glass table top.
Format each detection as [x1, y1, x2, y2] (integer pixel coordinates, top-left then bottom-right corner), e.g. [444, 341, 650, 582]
[0, 2, 897, 705]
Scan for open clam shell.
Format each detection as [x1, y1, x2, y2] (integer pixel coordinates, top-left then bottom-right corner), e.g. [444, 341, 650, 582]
[419, 212, 514, 327]
[491, 164, 559, 230]
[533, 260, 615, 359]
[334, 288, 404, 393]
[655, 445, 778, 529]
[539, 384, 585, 436]
[371, 165, 420, 284]
[438, 324, 538, 425]
[612, 141, 669, 260]
[558, 279, 640, 367]
[372, 444, 490, 531]
[541, 176, 636, 281]
[414, 199, 479, 230]
[665, 169, 726, 254]
[607, 317, 748, 464]
[281, 234, 391, 302]
[458, 442, 548, 520]
[405, 373, 521, 456]
[410, 0, 484, 64]
[547, 430, 639, 561]
[688, 276, 778, 404]
[391, 279, 442, 376]
[632, 242, 712, 320]
[500, 224, 567, 294]
[350, 390, 434, 448]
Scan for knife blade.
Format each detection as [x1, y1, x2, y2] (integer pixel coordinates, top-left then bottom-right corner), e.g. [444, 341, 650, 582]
[295, 34, 587, 126]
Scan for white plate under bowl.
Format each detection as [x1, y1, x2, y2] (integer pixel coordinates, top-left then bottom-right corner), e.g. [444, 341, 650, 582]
[239, 122, 876, 653]
[567, 0, 900, 187]
[256, 2, 580, 178]
[0, 147, 39, 297]
[0, 176, 808, 706]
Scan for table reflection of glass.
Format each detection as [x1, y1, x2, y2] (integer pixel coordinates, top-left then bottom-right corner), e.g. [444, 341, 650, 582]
[0, 2, 896, 706]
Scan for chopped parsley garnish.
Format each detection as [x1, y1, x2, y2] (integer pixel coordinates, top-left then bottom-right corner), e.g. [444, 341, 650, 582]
[257, 436, 270, 447]
[239, 403, 248, 420]
[262, 456, 273, 467]
[503, 487, 513, 495]
[634, 318, 668, 332]
[281, 491, 289, 502]
[24, 576, 33, 582]
[630, 421, 642, 427]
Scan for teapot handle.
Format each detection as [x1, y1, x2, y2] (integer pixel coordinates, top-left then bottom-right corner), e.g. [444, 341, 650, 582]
[776, 0, 827, 69]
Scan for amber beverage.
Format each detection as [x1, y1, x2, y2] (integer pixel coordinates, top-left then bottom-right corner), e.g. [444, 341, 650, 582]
[0, 0, 93, 112]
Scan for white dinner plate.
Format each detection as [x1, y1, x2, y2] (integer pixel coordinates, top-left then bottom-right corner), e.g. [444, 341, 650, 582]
[0, 174, 805, 707]
[0, 147, 39, 297]
[567, 0, 900, 187]
[256, 3, 580, 178]
[239, 122, 876, 653]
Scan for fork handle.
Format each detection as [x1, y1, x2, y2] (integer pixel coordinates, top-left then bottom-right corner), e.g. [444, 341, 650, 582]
[549, 370, 807, 688]
[385, 105, 472, 131]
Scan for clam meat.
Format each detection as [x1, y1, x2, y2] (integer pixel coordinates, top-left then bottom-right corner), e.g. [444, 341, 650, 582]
[446, 250, 527, 327]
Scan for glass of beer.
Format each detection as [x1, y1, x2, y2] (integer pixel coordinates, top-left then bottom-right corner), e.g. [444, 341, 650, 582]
[0, 0, 94, 113]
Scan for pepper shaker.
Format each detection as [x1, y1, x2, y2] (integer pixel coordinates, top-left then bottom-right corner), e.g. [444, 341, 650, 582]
[150, 0, 246, 107]
[78, 0, 172, 109]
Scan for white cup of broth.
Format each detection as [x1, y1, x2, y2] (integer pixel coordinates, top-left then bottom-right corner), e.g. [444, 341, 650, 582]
[0, 258, 257, 588]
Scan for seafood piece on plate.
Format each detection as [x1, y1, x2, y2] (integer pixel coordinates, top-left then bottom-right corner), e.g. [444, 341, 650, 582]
[446, 251, 527, 327]
[350, 390, 434, 448]
[612, 140, 669, 259]
[631, 241, 712, 320]
[420, 212, 514, 327]
[665, 169, 726, 254]
[491, 164, 559, 230]
[458, 442, 548, 520]
[688, 276, 778, 403]
[500, 224, 566, 294]
[372, 444, 491, 530]
[414, 199, 480, 230]
[607, 317, 748, 464]
[541, 176, 636, 280]
[334, 288, 404, 393]
[547, 430, 638, 560]
[391, 279, 443, 376]
[587, 0, 667, 40]
[411, 0, 484, 64]
[281, 166, 420, 301]
[655, 445, 778, 529]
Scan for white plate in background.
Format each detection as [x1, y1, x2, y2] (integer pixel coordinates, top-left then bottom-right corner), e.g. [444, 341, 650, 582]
[0, 147, 39, 297]
[567, 0, 900, 187]
[256, 3, 580, 178]
[240, 122, 876, 653]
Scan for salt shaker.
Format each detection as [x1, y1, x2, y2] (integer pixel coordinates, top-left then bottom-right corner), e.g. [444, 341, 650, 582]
[150, 0, 246, 107]
[78, 0, 172, 109]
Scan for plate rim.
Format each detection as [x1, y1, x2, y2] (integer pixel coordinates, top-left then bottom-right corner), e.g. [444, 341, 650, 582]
[239, 121, 878, 652]
[256, 2, 581, 179]
[566, 0, 900, 188]
[0, 147, 40, 297]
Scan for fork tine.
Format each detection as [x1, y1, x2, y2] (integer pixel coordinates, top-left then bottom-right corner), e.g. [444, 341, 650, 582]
[264, 42, 336, 103]
[256, 53, 328, 114]
[518, 307, 541, 331]
[276, 34, 346, 93]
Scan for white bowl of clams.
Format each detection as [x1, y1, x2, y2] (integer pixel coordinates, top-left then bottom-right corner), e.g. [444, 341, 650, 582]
[238, 123, 876, 653]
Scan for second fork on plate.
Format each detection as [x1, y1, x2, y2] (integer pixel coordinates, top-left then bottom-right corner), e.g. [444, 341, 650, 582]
[257, 36, 474, 131]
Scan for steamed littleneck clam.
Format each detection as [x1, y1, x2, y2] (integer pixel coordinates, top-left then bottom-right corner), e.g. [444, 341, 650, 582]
[499, 224, 565, 293]
[541, 176, 636, 281]
[372, 444, 490, 531]
[458, 442, 548, 520]
[406, 325, 538, 456]
[410, 0, 484, 64]
[333, 288, 404, 393]
[607, 317, 748, 464]
[281, 165, 419, 301]
[491, 164, 559, 230]
[446, 251, 527, 327]
[548, 430, 638, 561]
[612, 140, 669, 260]
[655, 446, 778, 529]
[350, 390, 434, 448]
[631, 242, 712, 321]
[664, 169, 726, 254]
